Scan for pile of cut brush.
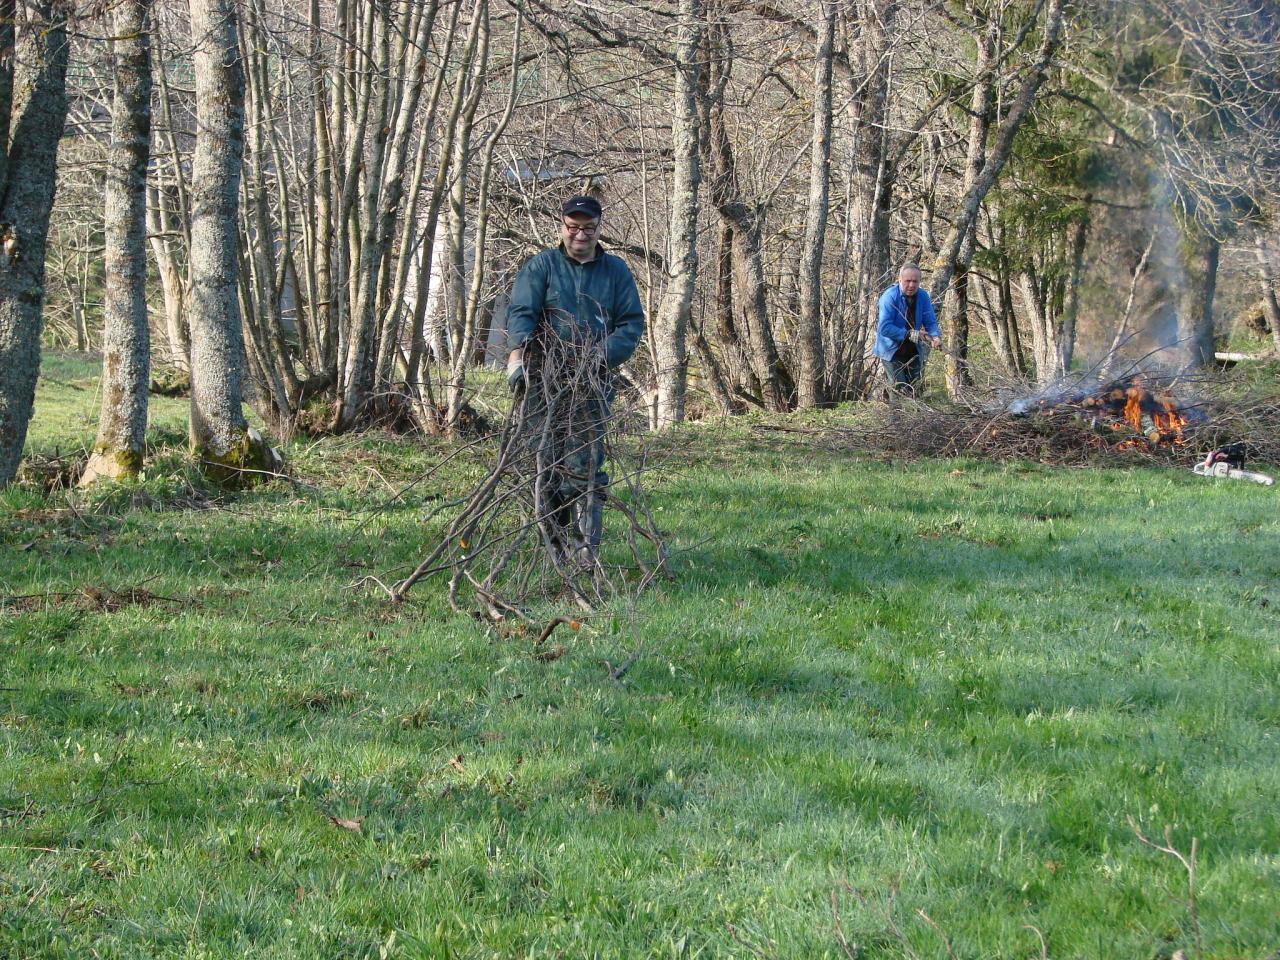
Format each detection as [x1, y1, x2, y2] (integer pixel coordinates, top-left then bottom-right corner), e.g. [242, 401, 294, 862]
[841, 371, 1280, 467]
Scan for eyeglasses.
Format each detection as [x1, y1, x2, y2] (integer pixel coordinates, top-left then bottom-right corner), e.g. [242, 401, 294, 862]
[562, 220, 599, 236]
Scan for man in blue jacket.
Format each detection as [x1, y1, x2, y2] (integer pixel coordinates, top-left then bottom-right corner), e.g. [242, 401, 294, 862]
[874, 262, 943, 396]
[504, 196, 645, 562]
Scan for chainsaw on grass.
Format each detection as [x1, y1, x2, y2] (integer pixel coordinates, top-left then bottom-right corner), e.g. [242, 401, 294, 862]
[1192, 447, 1274, 486]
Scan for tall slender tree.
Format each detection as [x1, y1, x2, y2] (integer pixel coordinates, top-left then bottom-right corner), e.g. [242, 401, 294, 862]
[83, 0, 154, 486]
[794, 0, 834, 410]
[0, 0, 70, 486]
[187, 0, 276, 478]
[653, 0, 703, 427]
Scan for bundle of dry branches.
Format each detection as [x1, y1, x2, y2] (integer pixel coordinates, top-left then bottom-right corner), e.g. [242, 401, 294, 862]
[391, 331, 669, 620]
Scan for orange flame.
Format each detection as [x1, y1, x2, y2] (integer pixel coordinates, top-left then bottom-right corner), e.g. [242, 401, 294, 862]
[1124, 387, 1143, 432]
[1151, 397, 1189, 441]
[1088, 375, 1191, 446]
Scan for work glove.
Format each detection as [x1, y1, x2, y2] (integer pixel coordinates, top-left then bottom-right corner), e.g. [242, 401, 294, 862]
[909, 330, 942, 349]
[507, 354, 525, 391]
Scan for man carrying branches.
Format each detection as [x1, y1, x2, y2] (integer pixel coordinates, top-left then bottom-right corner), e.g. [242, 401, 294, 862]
[504, 196, 645, 564]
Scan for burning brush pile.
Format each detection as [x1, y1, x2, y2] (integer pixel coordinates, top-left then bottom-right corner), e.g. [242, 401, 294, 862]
[848, 370, 1280, 468]
[1023, 374, 1202, 450]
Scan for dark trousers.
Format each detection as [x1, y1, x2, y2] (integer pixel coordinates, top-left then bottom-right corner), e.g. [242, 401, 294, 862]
[519, 379, 608, 553]
[882, 343, 929, 396]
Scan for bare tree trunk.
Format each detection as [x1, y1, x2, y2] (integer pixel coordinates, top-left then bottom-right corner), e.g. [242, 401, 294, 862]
[1059, 209, 1089, 373]
[846, 0, 894, 398]
[70, 279, 86, 352]
[337, 2, 394, 429]
[372, 1, 438, 389]
[148, 183, 190, 371]
[1019, 263, 1062, 385]
[1256, 235, 1280, 355]
[308, 0, 337, 372]
[448, 0, 525, 434]
[942, 8, 995, 396]
[0, 0, 13, 192]
[328, 0, 372, 424]
[150, 25, 193, 372]
[407, 0, 486, 430]
[689, 311, 737, 415]
[84, 0, 153, 486]
[440, 0, 494, 434]
[653, 0, 703, 427]
[795, 0, 834, 410]
[975, 272, 1013, 376]
[382, 0, 458, 395]
[733, 224, 792, 410]
[0, 1, 69, 486]
[998, 263, 1026, 376]
[238, 11, 298, 432]
[710, 219, 757, 399]
[704, 20, 790, 411]
[187, 0, 276, 478]
[1177, 226, 1220, 368]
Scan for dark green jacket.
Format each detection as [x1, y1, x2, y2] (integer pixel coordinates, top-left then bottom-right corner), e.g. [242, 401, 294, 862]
[506, 243, 645, 368]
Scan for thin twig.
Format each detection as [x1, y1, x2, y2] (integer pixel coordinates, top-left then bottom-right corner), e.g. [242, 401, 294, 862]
[915, 909, 959, 960]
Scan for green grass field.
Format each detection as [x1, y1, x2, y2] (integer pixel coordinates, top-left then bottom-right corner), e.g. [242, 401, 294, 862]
[3, 354, 1278, 958]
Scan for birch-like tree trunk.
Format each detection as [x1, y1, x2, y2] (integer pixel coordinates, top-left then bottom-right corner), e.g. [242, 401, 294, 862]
[440, 11, 487, 430]
[238, 8, 301, 431]
[794, 0, 834, 410]
[1019, 264, 1061, 385]
[149, 32, 193, 372]
[653, 0, 702, 428]
[187, 0, 276, 478]
[0, 1, 69, 486]
[372, 1, 439, 389]
[305, 0, 336, 372]
[83, 0, 153, 486]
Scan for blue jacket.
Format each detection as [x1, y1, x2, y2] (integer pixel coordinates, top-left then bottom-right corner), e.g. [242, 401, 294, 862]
[506, 243, 645, 368]
[874, 284, 941, 361]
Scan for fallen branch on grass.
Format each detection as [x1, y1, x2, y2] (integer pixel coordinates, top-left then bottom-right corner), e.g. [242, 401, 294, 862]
[1129, 817, 1202, 960]
[1, 577, 195, 614]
